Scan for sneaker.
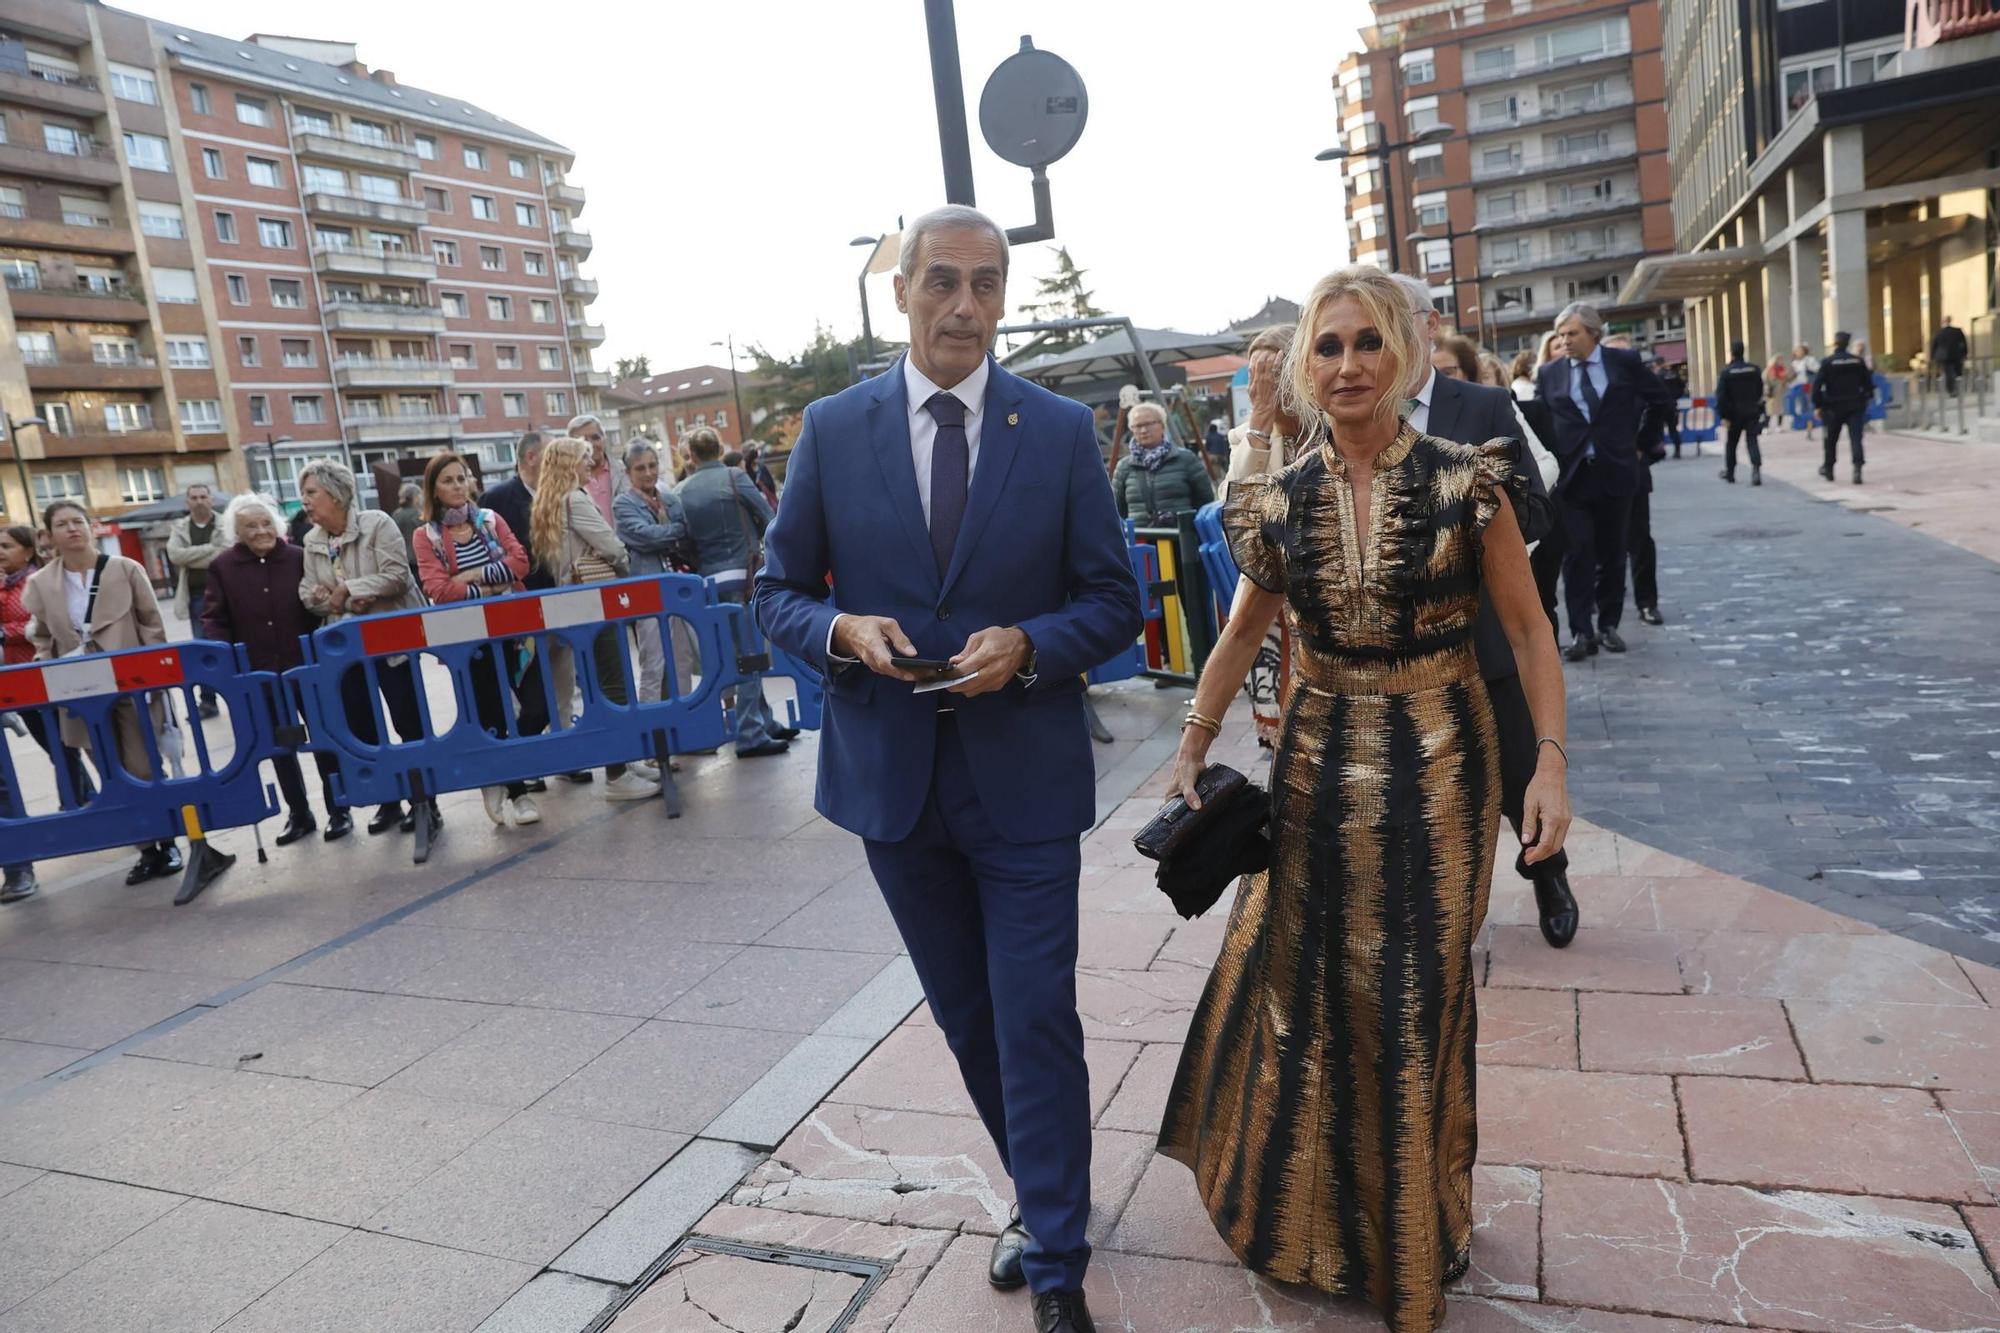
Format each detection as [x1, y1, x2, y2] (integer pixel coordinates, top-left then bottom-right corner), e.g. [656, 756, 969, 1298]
[634, 756, 660, 773]
[603, 771, 660, 802]
[481, 786, 509, 827]
[508, 796, 542, 826]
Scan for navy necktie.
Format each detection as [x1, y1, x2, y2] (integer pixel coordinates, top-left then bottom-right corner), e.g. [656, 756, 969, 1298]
[1573, 358, 1602, 420]
[926, 390, 969, 577]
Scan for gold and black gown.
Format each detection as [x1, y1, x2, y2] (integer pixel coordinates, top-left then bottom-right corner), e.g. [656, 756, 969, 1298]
[1159, 427, 1519, 1333]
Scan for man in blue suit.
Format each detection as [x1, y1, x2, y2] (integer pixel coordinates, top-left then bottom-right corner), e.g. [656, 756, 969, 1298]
[1536, 302, 1675, 661]
[756, 205, 1142, 1333]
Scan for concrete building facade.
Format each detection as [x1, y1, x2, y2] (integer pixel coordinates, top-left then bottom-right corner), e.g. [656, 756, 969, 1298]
[1, 2, 606, 521]
[603, 365, 747, 453]
[1334, 0, 1686, 361]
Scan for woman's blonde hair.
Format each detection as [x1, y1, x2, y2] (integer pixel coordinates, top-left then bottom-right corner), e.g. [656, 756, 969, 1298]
[529, 436, 592, 563]
[1283, 265, 1428, 438]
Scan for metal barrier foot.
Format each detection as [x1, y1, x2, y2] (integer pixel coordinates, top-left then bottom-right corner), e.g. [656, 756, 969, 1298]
[650, 729, 684, 819]
[1083, 694, 1115, 745]
[174, 842, 236, 907]
[412, 801, 442, 865]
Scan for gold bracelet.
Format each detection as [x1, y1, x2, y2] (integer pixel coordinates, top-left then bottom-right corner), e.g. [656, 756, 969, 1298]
[1183, 710, 1222, 737]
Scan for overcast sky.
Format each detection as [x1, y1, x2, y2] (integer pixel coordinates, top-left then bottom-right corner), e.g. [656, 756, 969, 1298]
[145, 0, 1370, 372]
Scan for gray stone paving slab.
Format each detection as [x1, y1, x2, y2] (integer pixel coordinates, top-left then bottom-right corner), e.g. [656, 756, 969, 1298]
[0, 1040, 87, 1097]
[473, 1270, 617, 1333]
[0, 1173, 183, 1313]
[701, 1032, 879, 1150]
[658, 946, 894, 1033]
[0, 1161, 40, 1200]
[131, 982, 490, 1087]
[217, 1230, 533, 1333]
[1565, 461, 2000, 966]
[817, 955, 923, 1040]
[535, 1019, 799, 1135]
[755, 870, 907, 954]
[553, 1138, 763, 1285]
[378, 1006, 644, 1110]
[1, 1197, 344, 1333]
[408, 874, 830, 947]
[524, 833, 867, 888]
[205, 1088, 511, 1226]
[0, 961, 227, 1049]
[365, 1108, 686, 1265]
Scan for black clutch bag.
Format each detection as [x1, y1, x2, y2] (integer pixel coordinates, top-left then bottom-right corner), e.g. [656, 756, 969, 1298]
[1134, 764, 1272, 920]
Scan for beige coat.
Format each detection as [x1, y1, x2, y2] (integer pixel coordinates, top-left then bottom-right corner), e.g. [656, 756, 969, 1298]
[299, 508, 426, 623]
[22, 554, 169, 765]
[165, 512, 222, 619]
[547, 490, 628, 586]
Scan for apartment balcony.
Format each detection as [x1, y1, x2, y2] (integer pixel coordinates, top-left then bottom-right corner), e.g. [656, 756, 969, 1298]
[1466, 88, 1636, 137]
[0, 62, 104, 115]
[1462, 41, 1633, 88]
[311, 243, 438, 283]
[1473, 193, 1645, 235]
[36, 427, 178, 460]
[549, 181, 586, 214]
[575, 368, 612, 389]
[1484, 300, 1571, 327]
[561, 273, 599, 300]
[343, 413, 463, 446]
[0, 138, 122, 187]
[4, 277, 147, 322]
[323, 299, 447, 335]
[554, 221, 592, 257]
[1470, 142, 1640, 184]
[332, 356, 455, 390]
[0, 210, 137, 255]
[20, 350, 163, 392]
[302, 189, 427, 228]
[1478, 240, 1647, 281]
[566, 319, 606, 346]
[292, 128, 420, 174]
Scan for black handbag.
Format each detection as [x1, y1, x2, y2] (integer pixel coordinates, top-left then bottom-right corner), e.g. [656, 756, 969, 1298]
[1134, 764, 1272, 919]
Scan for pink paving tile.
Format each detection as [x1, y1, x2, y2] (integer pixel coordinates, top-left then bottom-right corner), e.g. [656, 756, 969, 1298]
[1076, 911, 1174, 971]
[1155, 915, 1229, 971]
[683, 1205, 952, 1333]
[1613, 838, 1710, 877]
[1543, 875, 1881, 935]
[825, 1025, 1138, 1123]
[1542, 1172, 2000, 1331]
[1440, 1301, 1711, 1331]
[1453, 1166, 1541, 1301]
[1682, 931, 1986, 1006]
[1940, 1091, 2000, 1204]
[1096, 1042, 1181, 1134]
[1074, 965, 1210, 1043]
[1103, 1155, 1243, 1265]
[1476, 1065, 1684, 1178]
[1681, 1077, 1988, 1203]
[1075, 864, 1180, 916]
[1476, 987, 1578, 1069]
[1578, 993, 1806, 1079]
[1959, 956, 2000, 1006]
[1787, 999, 2000, 1091]
[1485, 925, 1685, 994]
[1970, 1206, 2000, 1278]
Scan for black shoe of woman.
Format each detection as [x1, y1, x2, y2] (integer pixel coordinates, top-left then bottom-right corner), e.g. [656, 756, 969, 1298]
[126, 845, 164, 885]
[323, 809, 354, 841]
[398, 806, 417, 833]
[275, 813, 317, 847]
[366, 803, 404, 835]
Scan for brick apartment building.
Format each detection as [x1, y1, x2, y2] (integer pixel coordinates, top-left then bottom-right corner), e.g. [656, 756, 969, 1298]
[1, 1, 606, 522]
[1333, 0, 1686, 362]
[603, 365, 747, 452]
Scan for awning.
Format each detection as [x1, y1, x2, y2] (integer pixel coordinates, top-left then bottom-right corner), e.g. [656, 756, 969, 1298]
[1007, 326, 1248, 387]
[1618, 246, 1763, 305]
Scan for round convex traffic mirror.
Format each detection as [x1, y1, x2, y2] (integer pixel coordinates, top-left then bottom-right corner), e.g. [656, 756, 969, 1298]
[978, 39, 1088, 170]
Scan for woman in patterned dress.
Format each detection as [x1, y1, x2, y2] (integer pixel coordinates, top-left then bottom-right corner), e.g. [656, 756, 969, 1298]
[1157, 266, 1572, 1333]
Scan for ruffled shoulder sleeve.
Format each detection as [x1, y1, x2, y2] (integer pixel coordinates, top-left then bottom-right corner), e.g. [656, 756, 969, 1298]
[1221, 472, 1287, 593]
[1469, 438, 1525, 535]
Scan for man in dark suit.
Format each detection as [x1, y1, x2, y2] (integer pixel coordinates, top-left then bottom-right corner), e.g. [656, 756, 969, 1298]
[478, 430, 551, 590]
[757, 206, 1142, 1333]
[1536, 303, 1674, 661]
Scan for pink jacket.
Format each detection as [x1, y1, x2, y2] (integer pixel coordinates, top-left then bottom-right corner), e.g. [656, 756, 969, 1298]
[411, 508, 529, 603]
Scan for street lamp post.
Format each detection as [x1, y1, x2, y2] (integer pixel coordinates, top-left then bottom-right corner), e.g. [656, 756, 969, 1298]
[710, 339, 747, 448]
[1407, 222, 1468, 331]
[850, 233, 886, 361]
[2, 414, 47, 522]
[257, 433, 294, 502]
[1316, 121, 1453, 274]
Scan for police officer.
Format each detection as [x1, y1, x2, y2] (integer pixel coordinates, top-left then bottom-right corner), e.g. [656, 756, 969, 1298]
[1812, 332, 1873, 484]
[1714, 339, 1767, 486]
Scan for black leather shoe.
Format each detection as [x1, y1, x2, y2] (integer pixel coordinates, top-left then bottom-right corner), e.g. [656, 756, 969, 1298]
[399, 806, 417, 833]
[771, 725, 801, 741]
[1818, 464, 1834, 481]
[366, 803, 404, 836]
[1853, 466, 1863, 485]
[562, 770, 595, 784]
[735, 740, 790, 758]
[990, 1204, 1029, 1290]
[1533, 867, 1579, 948]
[274, 813, 316, 847]
[1720, 469, 1734, 483]
[1638, 607, 1665, 626]
[126, 846, 164, 885]
[153, 843, 183, 880]
[1, 866, 38, 904]
[523, 778, 548, 793]
[1562, 635, 1596, 663]
[1751, 466, 1762, 486]
[323, 809, 354, 842]
[1033, 1288, 1096, 1333]
[1599, 627, 1627, 653]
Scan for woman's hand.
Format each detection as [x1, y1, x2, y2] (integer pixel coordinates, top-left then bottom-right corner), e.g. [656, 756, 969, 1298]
[327, 581, 351, 613]
[1169, 729, 1213, 810]
[1247, 349, 1282, 434]
[1520, 756, 1572, 865]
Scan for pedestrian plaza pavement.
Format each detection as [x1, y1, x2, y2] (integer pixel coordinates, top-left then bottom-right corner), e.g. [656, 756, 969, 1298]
[3, 430, 2000, 1329]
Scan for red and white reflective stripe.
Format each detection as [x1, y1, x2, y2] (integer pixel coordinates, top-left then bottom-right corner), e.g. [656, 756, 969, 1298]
[357, 581, 667, 658]
[0, 648, 185, 710]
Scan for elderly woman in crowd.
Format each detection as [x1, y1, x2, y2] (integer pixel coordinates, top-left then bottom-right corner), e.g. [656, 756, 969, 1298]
[410, 451, 548, 829]
[614, 440, 699, 704]
[1222, 323, 1301, 748]
[530, 437, 657, 800]
[1112, 401, 1214, 523]
[203, 492, 350, 845]
[298, 458, 437, 836]
[23, 500, 182, 887]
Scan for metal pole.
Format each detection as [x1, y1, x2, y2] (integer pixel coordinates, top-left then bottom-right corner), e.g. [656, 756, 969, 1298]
[726, 334, 748, 446]
[923, 0, 976, 205]
[6, 423, 31, 522]
[1378, 143, 1398, 272]
[857, 241, 878, 361]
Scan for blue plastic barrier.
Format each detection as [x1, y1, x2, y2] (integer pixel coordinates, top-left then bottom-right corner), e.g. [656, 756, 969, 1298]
[1192, 502, 1239, 631]
[0, 640, 284, 863]
[1679, 397, 1719, 444]
[1869, 372, 1893, 422]
[288, 574, 750, 826]
[1087, 525, 1157, 686]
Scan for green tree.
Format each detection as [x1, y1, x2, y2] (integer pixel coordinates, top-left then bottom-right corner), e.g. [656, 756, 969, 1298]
[1016, 247, 1105, 352]
[613, 355, 651, 381]
[743, 324, 906, 448]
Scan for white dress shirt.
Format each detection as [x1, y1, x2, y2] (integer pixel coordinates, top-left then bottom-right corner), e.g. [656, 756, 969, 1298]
[904, 353, 989, 527]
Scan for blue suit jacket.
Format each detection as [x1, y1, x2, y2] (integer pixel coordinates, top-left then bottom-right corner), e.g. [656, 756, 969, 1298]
[1535, 344, 1673, 500]
[755, 355, 1143, 845]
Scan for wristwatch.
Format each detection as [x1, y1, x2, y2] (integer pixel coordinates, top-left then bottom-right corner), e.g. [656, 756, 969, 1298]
[1014, 629, 1039, 688]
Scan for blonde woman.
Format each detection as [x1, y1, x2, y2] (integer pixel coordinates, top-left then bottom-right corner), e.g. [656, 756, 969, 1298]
[528, 437, 657, 801]
[1157, 266, 1571, 1333]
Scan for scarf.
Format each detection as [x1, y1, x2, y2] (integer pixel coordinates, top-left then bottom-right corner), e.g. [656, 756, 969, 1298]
[0, 566, 28, 592]
[439, 503, 479, 528]
[1130, 441, 1173, 473]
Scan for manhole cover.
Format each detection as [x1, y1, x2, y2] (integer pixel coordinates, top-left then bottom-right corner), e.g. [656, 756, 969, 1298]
[1708, 526, 1801, 541]
[585, 1235, 892, 1333]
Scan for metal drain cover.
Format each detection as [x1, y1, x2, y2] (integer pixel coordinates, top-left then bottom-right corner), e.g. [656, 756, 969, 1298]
[1708, 526, 1802, 541]
[585, 1235, 892, 1333]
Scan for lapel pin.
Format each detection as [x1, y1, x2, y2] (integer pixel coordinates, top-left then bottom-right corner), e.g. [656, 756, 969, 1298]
[1007, 412, 1019, 427]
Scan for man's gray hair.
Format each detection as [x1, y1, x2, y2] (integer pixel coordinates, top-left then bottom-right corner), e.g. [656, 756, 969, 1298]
[296, 458, 357, 513]
[898, 205, 1010, 281]
[566, 412, 603, 436]
[218, 492, 281, 548]
[1555, 302, 1604, 335]
[1387, 272, 1434, 318]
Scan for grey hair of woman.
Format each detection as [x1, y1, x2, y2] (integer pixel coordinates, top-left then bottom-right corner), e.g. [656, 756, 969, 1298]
[218, 492, 283, 548]
[296, 458, 357, 513]
[623, 439, 658, 470]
